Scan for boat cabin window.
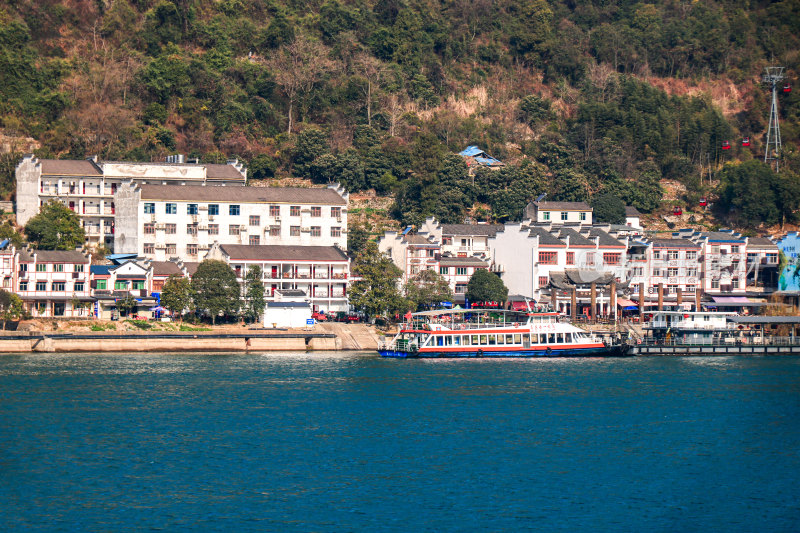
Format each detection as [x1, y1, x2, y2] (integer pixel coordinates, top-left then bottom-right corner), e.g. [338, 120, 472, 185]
[514, 334, 522, 344]
[522, 334, 530, 344]
[463, 335, 471, 346]
[453, 336, 461, 346]
[548, 333, 556, 344]
[480, 335, 488, 345]
[506, 334, 514, 344]
[472, 335, 479, 345]
[557, 333, 564, 343]
[488, 335, 496, 345]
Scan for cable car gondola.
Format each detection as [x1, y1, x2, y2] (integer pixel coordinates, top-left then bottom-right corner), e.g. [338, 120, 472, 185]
[784, 84, 792, 94]
[672, 206, 683, 216]
[699, 197, 708, 207]
[742, 137, 750, 147]
[721, 141, 731, 150]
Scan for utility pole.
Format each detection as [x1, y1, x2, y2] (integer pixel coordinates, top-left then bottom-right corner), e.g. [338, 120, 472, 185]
[763, 66, 785, 172]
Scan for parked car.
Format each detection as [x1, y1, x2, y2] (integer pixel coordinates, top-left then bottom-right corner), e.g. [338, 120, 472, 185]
[311, 311, 327, 321]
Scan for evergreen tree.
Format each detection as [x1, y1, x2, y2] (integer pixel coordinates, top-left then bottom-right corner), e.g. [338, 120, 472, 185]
[192, 260, 241, 324]
[160, 274, 193, 322]
[348, 241, 404, 321]
[404, 269, 454, 310]
[466, 269, 508, 305]
[242, 265, 266, 323]
[24, 201, 85, 251]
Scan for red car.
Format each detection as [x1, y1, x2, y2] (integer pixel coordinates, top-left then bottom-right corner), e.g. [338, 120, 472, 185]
[311, 311, 327, 321]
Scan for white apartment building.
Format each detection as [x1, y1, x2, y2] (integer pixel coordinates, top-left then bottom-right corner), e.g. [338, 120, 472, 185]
[626, 238, 702, 307]
[15, 156, 247, 247]
[524, 201, 593, 225]
[418, 218, 503, 260]
[438, 256, 489, 303]
[14, 249, 92, 317]
[378, 231, 440, 284]
[678, 230, 748, 294]
[114, 183, 348, 261]
[207, 243, 350, 313]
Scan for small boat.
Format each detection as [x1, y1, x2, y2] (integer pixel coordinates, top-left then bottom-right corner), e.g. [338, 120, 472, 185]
[378, 309, 629, 358]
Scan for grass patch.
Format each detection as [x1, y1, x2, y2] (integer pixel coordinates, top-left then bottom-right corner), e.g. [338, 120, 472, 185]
[179, 324, 212, 332]
[90, 323, 116, 331]
[125, 319, 153, 330]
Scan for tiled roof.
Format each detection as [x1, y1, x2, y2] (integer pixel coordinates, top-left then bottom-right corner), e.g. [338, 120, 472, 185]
[439, 256, 489, 266]
[528, 227, 565, 246]
[649, 238, 701, 249]
[18, 249, 89, 263]
[700, 231, 746, 243]
[150, 261, 184, 276]
[556, 227, 595, 247]
[39, 159, 102, 176]
[182, 262, 200, 275]
[440, 224, 503, 237]
[205, 163, 246, 180]
[90, 265, 112, 275]
[747, 237, 778, 248]
[534, 201, 591, 211]
[138, 184, 346, 204]
[587, 228, 625, 247]
[625, 206, 641, 216]
[404, 234, 436, 245]
[220, 245, 348, 262]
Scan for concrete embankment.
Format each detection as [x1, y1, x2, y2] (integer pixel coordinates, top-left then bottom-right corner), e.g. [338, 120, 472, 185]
[0, 325, 383, 353]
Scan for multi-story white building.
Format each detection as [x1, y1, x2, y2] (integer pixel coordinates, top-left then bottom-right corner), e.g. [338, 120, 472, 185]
[114, 183, 348, 261]
[678, 229, 748, 295]
[14, 248, 92, 317]
[524, 201, 593, 225]
[625, 237, 702, 307]
[206, 243, 350, 313]
[418, 218, 502, 260]
[378, 231, 440, 284]
[438, 256, 489, 303]
[15, 156, 247, 248]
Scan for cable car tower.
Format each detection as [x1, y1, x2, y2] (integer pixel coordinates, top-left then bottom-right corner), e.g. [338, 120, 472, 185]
[763, 66, 785, 172]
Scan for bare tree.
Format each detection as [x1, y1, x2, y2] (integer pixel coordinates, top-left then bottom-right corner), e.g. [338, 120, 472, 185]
[353, 53, 387, 127]
[383, 93, 406, 137]
[267, 37, 336, 134]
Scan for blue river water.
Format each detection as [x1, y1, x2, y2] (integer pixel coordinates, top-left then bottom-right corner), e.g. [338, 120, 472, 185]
[1, 352, 799, 532]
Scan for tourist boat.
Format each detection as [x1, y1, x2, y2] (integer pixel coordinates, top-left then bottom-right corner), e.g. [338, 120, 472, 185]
[378, 309, 629, 358]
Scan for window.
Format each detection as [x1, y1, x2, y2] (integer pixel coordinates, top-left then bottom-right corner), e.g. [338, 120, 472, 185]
[187, 204, 198, 215]
[603, 253, 620, 265]
[290, 205, 300, 216]
[269, 226, 280, 237]
[687, 268, 697, 278]
[144, 223, 155, 235]
[668, 268, 679, 277]
[249, 235, 260, 246]
[75, 264, 84, 273]
[542, 211, 550, 221]
[684, 285, 696, 293]
[165, 244, 176, 255]
[311, 206, 321, 217]
[208, 224, 219, 235]
[96, 280, 106, 290]
[653, 268, 662, 277]
[290, 226, 300, 236]
[455, 283, 467, 294]
[36, 263, 47, 272]
[579, 212, 586, 221]
[686, 251, 697, 260]
[250, 215, 261, 226]
[732, 245, 740, 254]
[667, 285, 678, 294]
[632, 267, 643, 276]
[269, 205, 280, 217]
[19, 281, 28, 291]
[310, 226, 321, 237]
[732, 278, 740, 289]
[187, 244, 198, 256]
[331, 227, 341, 237]
[115, 281, 128, 290]
[132, 281, 145, 290]
[331, 207, 342, 218]
[712, 245, 720, 254]
[143, 243, 155, 254]
[36, 281, 47, 291]
[165, 223, 176, 234]
[561, 211, 568, 221]
[229, 205, 240, 216]
[144, 203, 155, 214]
[538, 252, 557, 265]
[440, 267, 449, 275]
[456, 267, 468, 275]
[187, 224, 198, 235]
[53, 264, 65, 272]
[668, 250, 679, 260]
[166, 203, 177, 214]
[653, 250, 661, 259]
[51, 282, 65, 291]
[566, 252, 575, 265]
[229, 225, 241, 236]
[711, 279, 720, 289]
[208, 204, 219, 216]
[586, 252, 595, 266]
[538, 276, 548, 287]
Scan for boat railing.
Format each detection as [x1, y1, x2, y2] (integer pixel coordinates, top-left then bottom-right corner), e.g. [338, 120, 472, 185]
[635, 336, 799, 347]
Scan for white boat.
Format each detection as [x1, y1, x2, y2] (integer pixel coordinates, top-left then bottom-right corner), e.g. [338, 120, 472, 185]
[378, 309, 629, 358]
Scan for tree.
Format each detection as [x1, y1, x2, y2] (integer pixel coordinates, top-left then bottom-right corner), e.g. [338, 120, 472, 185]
[591, 193, 626, 224]
[0, 221, 25, 248]
[466, 269, 508, 305]
[191, 260, 241, 324]
[24, 201, 85, 251]
[0, 290, 25, 329]
[347, 221, 369, 258]
[160, 274, 193, 322]
[116, 295, 137, 318]
[242, 265, 266, 323]
[404, 269, 454, 310]
[348, 241, 404, 320]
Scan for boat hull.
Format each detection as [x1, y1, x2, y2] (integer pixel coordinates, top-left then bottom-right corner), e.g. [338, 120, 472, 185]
[379, 344, 630, 358]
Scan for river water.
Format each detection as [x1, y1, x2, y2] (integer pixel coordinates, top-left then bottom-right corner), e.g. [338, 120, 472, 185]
[1, 352, 799, 531]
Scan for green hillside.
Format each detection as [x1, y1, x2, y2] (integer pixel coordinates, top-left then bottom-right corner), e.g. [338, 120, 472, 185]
[1, 0, 798, 230]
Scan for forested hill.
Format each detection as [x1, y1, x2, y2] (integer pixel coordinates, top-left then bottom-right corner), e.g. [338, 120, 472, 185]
[1, 0, 799, 231]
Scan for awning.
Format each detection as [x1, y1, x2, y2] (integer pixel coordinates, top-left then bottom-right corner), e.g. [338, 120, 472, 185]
[616, 298, 637, 307]
[711, 296, 750, 303]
